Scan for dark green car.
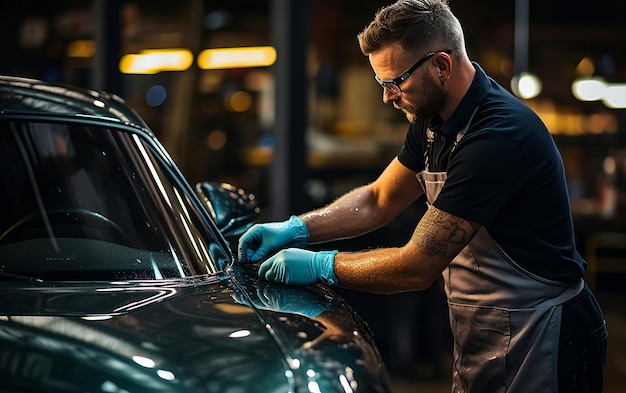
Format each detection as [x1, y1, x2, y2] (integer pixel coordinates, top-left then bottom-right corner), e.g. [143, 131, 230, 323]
[0, 75, 391, 392]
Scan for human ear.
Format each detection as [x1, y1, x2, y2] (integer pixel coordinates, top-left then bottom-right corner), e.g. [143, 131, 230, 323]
[433, 54, 451, 82]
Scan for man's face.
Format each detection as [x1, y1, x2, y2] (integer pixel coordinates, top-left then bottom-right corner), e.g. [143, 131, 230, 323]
[370, 46, 446, 123]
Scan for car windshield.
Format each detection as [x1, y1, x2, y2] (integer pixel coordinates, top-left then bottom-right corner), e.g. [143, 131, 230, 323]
[0, 120, 229, 282]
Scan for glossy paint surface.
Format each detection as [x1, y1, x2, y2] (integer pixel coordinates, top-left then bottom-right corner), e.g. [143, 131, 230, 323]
[0, 266, 390, 392]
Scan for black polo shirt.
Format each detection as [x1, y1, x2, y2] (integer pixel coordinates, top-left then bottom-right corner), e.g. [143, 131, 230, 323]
[398, 63, 586, 283]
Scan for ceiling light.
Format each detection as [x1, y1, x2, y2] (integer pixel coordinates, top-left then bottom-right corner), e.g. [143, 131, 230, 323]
[119, 49, 193, 74]
[602, 84, 626, 109]
[511, 72, 542, 99]
[572, 77, 607, 101]
[197, 46, 276, 69]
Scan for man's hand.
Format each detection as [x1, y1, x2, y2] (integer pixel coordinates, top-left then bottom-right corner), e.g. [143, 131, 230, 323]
[238, 215, 309, 264]
[258, 248, 338, 286]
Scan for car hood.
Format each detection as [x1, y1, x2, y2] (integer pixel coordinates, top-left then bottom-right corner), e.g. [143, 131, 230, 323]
[0, 266, 391, 392]
[0, 273, 295, 392]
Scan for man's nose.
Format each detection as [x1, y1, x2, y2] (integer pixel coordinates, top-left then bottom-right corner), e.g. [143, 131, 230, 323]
[382, 89, 399, 104]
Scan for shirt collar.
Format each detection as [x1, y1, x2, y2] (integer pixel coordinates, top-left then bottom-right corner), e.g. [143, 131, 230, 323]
[428, 62, 490, 137]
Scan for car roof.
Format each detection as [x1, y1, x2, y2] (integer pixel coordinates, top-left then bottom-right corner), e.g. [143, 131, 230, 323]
[0, 75, 149, 131]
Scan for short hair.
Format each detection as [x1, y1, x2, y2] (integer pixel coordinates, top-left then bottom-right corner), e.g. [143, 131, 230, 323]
[357, 0, 465, 57]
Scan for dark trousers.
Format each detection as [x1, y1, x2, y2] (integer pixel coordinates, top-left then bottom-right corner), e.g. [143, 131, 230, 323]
[558, 283, 607, 393]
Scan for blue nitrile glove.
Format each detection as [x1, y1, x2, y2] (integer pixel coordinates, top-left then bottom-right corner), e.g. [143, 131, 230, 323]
[258, 248, 338, 286]
[238, 215, 309, 264]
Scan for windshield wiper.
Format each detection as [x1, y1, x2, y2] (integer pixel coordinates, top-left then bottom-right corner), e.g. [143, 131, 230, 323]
[0, 271, 44, 282]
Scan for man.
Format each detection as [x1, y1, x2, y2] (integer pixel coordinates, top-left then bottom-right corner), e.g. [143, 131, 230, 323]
[238, 0, 607, 392]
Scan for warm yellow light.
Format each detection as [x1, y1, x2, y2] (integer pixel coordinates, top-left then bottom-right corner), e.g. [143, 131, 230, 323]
[119, 49, 193, 74]
[575, 57, 595, 77]
[197, 46, 277, 70]
[67, 40, 95, 58]
[227, 91, 253, 112]
[206, 130, 227, 150]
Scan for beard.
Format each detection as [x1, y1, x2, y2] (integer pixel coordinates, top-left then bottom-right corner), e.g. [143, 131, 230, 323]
[397, 72, 446, 123]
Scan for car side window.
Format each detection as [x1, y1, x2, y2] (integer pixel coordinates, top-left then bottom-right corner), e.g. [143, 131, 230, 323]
[0, 121, 226, 281]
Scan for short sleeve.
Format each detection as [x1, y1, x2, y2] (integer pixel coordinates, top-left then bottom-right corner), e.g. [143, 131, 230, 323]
[397, 120, 428, 172]
[433, 130, 529, 226]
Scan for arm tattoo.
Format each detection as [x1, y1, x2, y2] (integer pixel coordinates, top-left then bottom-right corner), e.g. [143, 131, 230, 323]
[412, 207, 473, 257]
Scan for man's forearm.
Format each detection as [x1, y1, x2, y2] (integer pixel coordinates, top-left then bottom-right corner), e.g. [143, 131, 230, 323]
[299, 157, 422, 244]
[332, 243, 446, 294]
[299, 185, 396, 243]
[331, 206, 479, 294]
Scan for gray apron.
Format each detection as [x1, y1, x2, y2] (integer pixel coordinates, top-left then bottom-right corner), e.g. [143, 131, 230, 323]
[416, 113, 583, 393]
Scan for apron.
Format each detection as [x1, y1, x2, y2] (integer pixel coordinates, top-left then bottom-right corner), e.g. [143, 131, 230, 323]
[416, 111, 583, 393]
